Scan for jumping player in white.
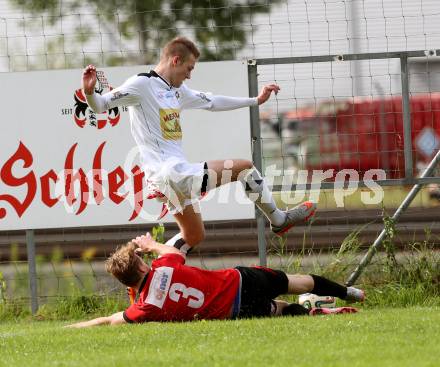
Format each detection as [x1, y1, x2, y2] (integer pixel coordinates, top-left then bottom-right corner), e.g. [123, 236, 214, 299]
[82, 37, 316, 254]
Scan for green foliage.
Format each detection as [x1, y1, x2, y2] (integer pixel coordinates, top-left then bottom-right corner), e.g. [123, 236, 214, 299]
[81, 247, 97, 262]
[0, 294, 125, 322]
[319, 223, 367, 281]
[152, 223, 165, 243]
[0, 300, 30, 321]
[395, 232, 440, 288]
[9, 243, 19, 262]
[361, 218, 440, 301]
[365, 283, 440, 308]
[268, 217, 440, 306]
[50, 246, 64, 264]
[12, 0, 59, 16]
[0, 272, 6, 303]
[9, 0, 283, 68]
[35, 254, 46, 266]
[268, 233, 306, 274]
[382, 211, 398, 270]
[35, 295, 127, 321]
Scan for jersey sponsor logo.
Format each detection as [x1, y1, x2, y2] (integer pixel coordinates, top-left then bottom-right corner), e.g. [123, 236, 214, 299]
[160, 109, 182, 140]
[145, 266, 173, 308]
[71, 70, 123, 129]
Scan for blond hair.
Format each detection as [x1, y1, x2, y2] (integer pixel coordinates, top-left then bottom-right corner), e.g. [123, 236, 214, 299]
[162, 36, 200, 61]
[105, 242, 143, 287]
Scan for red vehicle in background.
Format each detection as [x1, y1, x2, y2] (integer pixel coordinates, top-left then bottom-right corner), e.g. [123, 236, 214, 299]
[282, 94, 440, 179]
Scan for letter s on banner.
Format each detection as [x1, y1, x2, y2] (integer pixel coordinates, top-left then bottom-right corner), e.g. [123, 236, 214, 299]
[0, 142, 37, 219]
[361, 169, 386, 205]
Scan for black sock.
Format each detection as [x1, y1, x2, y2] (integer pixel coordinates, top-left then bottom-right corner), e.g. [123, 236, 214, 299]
[174, 237, 192, 254]
[310, 274, 347, 299]
[282, 303, 310, 316]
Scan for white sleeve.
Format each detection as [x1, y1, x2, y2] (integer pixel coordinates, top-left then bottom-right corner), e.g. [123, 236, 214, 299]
[85, 75, 143, 113]
[209, 94, 258, 111]
[179, 83, 258, 111]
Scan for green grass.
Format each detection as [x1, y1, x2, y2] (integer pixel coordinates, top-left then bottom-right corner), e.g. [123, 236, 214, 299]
[1, 224, 438, 366]
[0, 307, 439, 367]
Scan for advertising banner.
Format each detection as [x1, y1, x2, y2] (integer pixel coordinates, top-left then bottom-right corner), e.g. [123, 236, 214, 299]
[0, 61, 254, 230]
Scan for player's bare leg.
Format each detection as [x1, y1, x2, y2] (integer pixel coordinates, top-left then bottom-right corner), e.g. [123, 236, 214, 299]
[286, 274, 314, 294]
[164, 160, 252, 254]
[286, 273, 365, 302]
[205, 159, 253, 186]
[165, 158, 317, 254]
[167, 203, 205, 254]
[207, 159, 316, 234]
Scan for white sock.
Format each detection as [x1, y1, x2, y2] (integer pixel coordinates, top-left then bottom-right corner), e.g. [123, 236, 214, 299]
[240, 167, 286, 226]
[165, 232, 192, 254]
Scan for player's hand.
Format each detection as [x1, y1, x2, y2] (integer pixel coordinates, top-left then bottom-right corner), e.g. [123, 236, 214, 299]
[82, 64, 97, 95]
[133, 232, 155, 254]
[257, 84, 280, 105]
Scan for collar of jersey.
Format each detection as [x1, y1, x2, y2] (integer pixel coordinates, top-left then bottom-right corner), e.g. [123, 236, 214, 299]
[137, 271, 150, 297]
[150, 70, 172, 89]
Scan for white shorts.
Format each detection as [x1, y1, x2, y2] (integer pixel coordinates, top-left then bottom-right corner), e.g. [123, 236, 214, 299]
[146, 159, 207, 215]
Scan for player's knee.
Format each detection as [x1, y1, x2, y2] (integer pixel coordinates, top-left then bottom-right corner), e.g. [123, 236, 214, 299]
[242, 160, 253, 170]
[233, 160, 253, 182]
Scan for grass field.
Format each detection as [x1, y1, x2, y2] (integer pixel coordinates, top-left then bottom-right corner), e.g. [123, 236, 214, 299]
[0, 307, 439, 367]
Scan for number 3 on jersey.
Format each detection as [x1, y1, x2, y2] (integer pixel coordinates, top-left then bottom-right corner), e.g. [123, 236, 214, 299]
[169, 283, 204, 308]
[146, 267, 205, 309]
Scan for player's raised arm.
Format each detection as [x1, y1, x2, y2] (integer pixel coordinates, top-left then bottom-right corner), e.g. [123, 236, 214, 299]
[82, 64, 97, 95]
[81, 65, 142, 113]
[82, 64, 107, 113]
[133, 233, 185, 259]
[65, 311, 126, 328]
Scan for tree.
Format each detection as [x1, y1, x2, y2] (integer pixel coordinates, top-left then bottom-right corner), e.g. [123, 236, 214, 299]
[10, 0, 282, 68]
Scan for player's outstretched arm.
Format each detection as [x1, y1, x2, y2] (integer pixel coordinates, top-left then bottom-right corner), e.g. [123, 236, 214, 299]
[65, 311, 126, 328]
[133, 233, 185, 259]
[180, 83, 278, 112]
[201, 83, 279, 111]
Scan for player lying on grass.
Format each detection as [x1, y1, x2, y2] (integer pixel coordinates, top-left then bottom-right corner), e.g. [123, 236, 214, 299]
[82, 36, 316, 256]
[67, 234, 364, 328]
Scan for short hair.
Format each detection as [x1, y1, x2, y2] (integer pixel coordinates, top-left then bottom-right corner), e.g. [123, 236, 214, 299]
[162, 37, 200, 61]
[105, 242, 143, 287]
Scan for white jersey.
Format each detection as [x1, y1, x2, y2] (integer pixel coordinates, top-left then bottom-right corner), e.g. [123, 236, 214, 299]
[86, 70, 257, 175]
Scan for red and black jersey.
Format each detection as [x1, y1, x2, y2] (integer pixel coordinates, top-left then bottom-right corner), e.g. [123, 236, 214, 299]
[123, 253, 240, 323]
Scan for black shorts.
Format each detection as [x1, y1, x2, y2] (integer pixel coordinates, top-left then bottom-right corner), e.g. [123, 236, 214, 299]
[235, 266, 288, 318]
